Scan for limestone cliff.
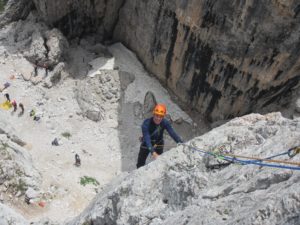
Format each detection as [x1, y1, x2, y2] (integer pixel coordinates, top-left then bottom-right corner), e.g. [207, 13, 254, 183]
[0, 0, 32, 26]
[32, 0, 124, 39]
[4, 0, 300, 121]
[113, 0, 300, 121]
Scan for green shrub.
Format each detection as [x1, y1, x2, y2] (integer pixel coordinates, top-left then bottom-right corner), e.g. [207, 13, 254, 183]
[61, 131, 71, 139]
[80, 176, 99, 186]
[16, 179, 27, 192]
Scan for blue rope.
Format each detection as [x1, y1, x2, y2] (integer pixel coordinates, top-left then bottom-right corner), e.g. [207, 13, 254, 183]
[182, 144, 300, 171]
[239, 146, 299, 164]
[222, 155, 300, 171]
[245, 151, 290, 164]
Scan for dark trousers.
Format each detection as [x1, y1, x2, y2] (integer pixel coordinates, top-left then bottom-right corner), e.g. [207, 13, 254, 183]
[136, 143, 163, 168]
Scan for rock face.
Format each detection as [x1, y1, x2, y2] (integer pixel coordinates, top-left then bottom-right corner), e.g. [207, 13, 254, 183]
[0, 0, 33, 27]
[0, 203, 28, 225]
[66, 112, 300, 225]
[0, 113, 41, 201]
[75, 69, 120, 122]
[27, 0, 300, 121]
[113, 0, 300, 121]
[32, 0, 125, 39]
[1, 13, 69, 86]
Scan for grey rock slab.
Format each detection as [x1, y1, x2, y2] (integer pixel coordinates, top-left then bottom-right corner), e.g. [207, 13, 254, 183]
[67, 113, 300, 225]
[0, 203, 28, 225]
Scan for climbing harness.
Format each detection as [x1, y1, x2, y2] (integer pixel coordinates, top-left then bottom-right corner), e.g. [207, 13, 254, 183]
[139, 125, 162, 143]
[140, 144, 176, 150]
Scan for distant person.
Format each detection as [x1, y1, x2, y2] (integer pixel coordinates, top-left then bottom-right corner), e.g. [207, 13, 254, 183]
[3, 82, 10, 89]
[51, 138, 59, 146]
[75, 154, 81, 167]
[11, 100, 17, 112]
[137, 104, 183, 168]
[30, 109, 41, 121]
[24, 195, 30, 205]
[19, 103, 24, 115]
[4, 93, 10, 102]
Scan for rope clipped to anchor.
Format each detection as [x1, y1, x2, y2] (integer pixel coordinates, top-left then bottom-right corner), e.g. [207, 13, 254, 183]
[180, 143, 300, 171]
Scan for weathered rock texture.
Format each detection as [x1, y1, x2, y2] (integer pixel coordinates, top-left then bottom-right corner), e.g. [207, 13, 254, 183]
[0, 112, 41, 202]
[114, 0, 300, 121]
[32, 0, 125, 39]
[27, 0, 300, 121]
[0, 0, 32, 27]
[75, 70, 121, 122]
[1, 112, 300, 225]
[0, 203, 28, 225]
[66, 113, 300, 225]
[1, 13, 70, 86]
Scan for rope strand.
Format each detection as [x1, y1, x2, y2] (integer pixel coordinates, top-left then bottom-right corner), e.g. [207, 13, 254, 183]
[181, 143, 300, 171]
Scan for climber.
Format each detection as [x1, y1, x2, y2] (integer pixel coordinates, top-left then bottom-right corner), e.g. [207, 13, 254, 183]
[4, 93, 10, 102]
[75, 154, 81, 167]
[0, 92, 12, 110]
[19, 103, 24, 115]
[3, 82, 10, 90]
[51, 138, 59, 146]
[136, 103, 183, 168]
[11, 100, 17, 112]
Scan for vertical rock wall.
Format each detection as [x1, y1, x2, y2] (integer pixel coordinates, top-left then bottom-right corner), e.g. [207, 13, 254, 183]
[32, 0, 125, 39]
[0, 0, 33, 27]
[31, 0, 300, 121]
[114, 0, 300, 121]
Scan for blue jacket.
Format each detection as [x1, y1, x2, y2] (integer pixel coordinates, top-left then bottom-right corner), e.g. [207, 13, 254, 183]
[141, 117, 182, 152]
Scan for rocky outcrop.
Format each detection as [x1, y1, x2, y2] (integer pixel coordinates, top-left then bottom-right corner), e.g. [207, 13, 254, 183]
[0, 202, 60, 225]
[0, 203, 28, 225]
[0, 114, 41, 202]
[0, 0, 33, 27]
[67, 112, 300, 225]
[1, 13, 69, 86]
[32, 0, 125, 39]
[75, 69, 120, 122]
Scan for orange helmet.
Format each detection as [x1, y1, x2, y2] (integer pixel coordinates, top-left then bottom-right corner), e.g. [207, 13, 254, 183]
[153, 104, 167, 117]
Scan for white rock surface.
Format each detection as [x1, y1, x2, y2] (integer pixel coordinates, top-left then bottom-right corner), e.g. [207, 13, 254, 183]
[67, 113, 300, 225]
[0, 203, 28, 225]
[109, 43, 193, 124]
